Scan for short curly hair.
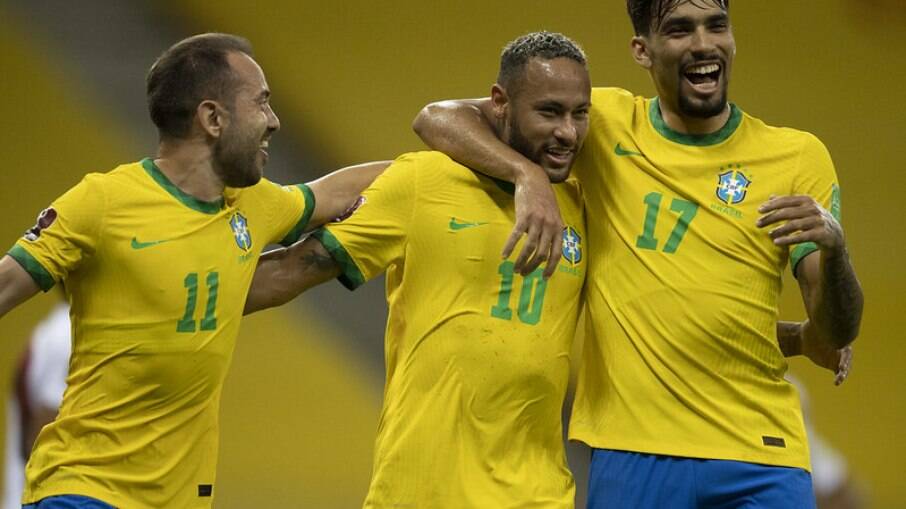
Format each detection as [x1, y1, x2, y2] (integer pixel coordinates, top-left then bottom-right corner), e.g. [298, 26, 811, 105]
[497, 31, 587, 95]
[627, 0, 730, 36]
[146, 33, 253, 139]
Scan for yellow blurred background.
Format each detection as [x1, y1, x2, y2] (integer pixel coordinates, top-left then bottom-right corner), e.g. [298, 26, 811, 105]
[1, 0, 903, 507]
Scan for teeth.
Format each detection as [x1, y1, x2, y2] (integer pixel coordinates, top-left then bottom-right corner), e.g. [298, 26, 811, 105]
[687, 63, 719, 75]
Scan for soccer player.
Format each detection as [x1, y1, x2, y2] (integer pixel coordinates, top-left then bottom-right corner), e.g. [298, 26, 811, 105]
[0, 33, 387, 508]
[412, 1, 864, 508]
[245, 32, 591, 507]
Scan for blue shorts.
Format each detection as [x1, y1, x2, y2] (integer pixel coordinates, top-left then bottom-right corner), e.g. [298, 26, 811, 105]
[22, 495, 115, 509]
[587, 449, 815, 509]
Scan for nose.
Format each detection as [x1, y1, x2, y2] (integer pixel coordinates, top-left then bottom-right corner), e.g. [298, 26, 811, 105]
[554, 116, 578, 146]
[690, 26, 717, 55]
[267, 104, 280, 132]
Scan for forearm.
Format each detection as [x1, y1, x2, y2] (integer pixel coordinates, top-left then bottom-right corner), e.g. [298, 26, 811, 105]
[777, 320, 803, 357]
[0, 255, 40, 319]
[244, 236, 340, 315]
[813, 248, 863, 348]
[413, 99, 542, 184]
[306, 160, 392, 228]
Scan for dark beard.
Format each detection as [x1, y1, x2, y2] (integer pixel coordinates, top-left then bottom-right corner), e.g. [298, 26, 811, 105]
[506, 120, 536, 166]
[214, 129, 261, 188]
[678, 85, 728, 119]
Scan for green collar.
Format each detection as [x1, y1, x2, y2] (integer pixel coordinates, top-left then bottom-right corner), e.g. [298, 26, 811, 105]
[141, 158, 224, 214]
[649, 97, 742, 146]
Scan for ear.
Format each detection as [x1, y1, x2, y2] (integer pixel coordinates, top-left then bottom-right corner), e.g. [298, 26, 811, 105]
[630, 36, 652, 69]
[196, 99, 228, 138]
[490, 83, 509, 120]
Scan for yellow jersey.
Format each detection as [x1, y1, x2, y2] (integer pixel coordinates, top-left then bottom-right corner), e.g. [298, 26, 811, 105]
[569, 88, 840, 470]
[8, 158, 313, 508]
[315, 151, 586, 508]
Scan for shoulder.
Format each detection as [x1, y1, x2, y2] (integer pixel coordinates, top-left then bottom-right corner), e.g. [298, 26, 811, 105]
[590, 87, 639, 115]
[591, 87, 636, 104]
[75, 160, 154, 205]
[741, 111, 828, 152]
[386, 150, 471, 182]
[392, 150, 459, 168]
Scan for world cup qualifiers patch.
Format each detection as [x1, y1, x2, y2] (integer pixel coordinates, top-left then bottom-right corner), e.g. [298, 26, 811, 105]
[562, 226, 582, 265]
[716, 166, 752, 205]
[332, 195, 366, 223]
[24, 207, 57, 241]
[229, 211, 252, 251]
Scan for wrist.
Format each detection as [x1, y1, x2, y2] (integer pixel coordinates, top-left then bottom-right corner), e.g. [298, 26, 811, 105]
[513, 161, 548, 186]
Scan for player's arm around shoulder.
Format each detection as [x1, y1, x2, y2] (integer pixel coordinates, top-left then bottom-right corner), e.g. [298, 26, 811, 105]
[305, 160, 392, 229]
[414, 96, 565, 278]
[244, 235, 339, 315]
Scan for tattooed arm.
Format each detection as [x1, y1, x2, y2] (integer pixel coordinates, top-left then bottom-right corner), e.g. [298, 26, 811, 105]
[759, 196, 864, 349]
[244, 235, 340, 315]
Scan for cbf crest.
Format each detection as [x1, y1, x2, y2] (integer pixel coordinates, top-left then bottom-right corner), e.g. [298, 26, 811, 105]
[229, 212, 252, 251]
[716, 166, 752, 205]
[562, 226, 582, 265]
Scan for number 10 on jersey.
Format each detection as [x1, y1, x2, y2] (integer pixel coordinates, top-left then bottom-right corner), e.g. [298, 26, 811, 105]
[490, 261, 547, 325]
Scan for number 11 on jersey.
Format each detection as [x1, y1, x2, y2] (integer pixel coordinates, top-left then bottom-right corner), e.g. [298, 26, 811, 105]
[177, 271, 219, 332]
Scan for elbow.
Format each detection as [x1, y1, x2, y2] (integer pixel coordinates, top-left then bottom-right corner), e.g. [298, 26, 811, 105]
[412, 102, 445, 139]
[832, 293, 864, 349]
[831, 323, 859, 349]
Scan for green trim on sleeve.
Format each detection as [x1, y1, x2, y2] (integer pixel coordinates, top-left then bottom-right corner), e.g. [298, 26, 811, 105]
[310, 228, 366, 290]
[790, 242, 819, 278]
[141, 158, 223, 214]
[279, 183, 317, 246]
[649, 98, 742, 146]
[8, 244, 55, 291]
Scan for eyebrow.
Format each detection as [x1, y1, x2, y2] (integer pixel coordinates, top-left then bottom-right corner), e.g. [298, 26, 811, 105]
[660, 12, 728, 31]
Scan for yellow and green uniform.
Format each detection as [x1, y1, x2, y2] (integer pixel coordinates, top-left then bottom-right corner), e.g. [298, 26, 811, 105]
[569, 88, 840, 470]
[7, 158, 313, 508]
[314, 151, 586, 508]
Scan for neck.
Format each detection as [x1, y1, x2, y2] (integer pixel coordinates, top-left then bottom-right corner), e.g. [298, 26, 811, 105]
[659, 99, 731, 135]
[155, 138, 225, 202]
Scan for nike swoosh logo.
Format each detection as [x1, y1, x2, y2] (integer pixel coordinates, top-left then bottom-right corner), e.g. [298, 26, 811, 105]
[614, 142, 643, 157]
[131, 237, 171, 250]
[449, 218, 489, 231]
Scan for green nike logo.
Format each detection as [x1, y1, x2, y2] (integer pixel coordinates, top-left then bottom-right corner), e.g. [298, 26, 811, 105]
[130, 237, 171, 250]
[614, 142, 643, 157]
[449, 218, 488, 231]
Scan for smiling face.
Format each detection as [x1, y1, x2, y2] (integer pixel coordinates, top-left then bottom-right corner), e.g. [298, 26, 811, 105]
[496, 57, 591, 183]
[213, 51, 280, 188]
[634, 0, 735, 120]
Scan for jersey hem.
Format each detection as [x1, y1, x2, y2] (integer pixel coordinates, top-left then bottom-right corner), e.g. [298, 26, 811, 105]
[8, 244, 55, 291]
[311, 228, 365, 290]
[568, 432, 810, 472]
[279, 183, 316, 246]
[23, 486, 119, 509]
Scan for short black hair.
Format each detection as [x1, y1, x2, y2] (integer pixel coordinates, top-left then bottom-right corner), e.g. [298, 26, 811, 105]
[146, 33, 253, 139]
[627, 0, 730, 36]
[497, 31, 587, 94]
